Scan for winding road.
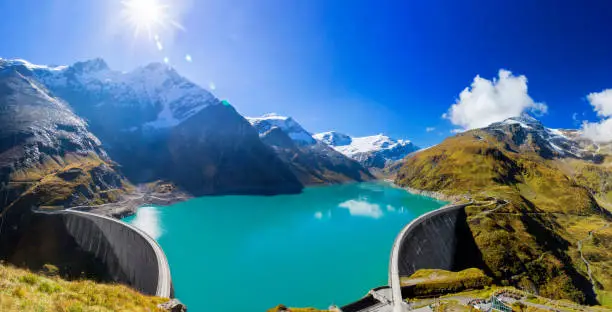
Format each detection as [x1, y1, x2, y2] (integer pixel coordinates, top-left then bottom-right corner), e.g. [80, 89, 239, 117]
[577, 223, 610, 294]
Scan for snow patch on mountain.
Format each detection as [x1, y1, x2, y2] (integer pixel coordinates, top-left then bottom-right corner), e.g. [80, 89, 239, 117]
[334, 134, 413, 157]
[0, 58, 67, 71]
[488, 115, 584, 157]
[3, 58, 219, 129]
[246, 113, 316, 145]
[314, 131, 419, 168]
[313, 131, 352, 146]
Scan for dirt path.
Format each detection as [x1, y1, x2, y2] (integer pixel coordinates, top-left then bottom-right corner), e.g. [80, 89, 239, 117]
[470, 197, 510, 218]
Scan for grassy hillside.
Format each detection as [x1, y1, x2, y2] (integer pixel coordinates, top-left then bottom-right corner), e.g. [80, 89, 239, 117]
[401, 268, 493, 297]
[403, 269, 611, 312]
[2, 152, 132, 214]
[0, 262, 168, 312]
[396, 128, 612, 306]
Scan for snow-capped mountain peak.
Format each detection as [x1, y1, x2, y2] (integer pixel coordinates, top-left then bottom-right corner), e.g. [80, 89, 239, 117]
[494, 114, 543, 130]
[314, 132, 419, 169]
[334, 134, 412, 156]
[4, 58, 220, 130]
[0, 58, 68, 72]
[485, 115, 585, 158]
[313, 131, 352, 146]
[247, 114, 316, 145]
[71, 58, 109, 73]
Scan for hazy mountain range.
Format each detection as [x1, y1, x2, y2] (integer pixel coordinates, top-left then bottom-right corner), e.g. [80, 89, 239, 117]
[0, 58, 416, 215]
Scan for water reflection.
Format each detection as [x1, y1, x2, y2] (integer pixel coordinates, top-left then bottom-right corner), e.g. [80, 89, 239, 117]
[338, 199, 383, 218]
[130, 206, 163, 239]
[122, 182, 447, 311]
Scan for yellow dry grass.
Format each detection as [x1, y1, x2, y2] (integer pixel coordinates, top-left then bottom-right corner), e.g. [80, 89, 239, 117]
[0, 263, 168, 312]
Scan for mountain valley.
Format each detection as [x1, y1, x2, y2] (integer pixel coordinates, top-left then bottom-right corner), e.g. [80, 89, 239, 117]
[248, 114, 374, 185]
[1, 57, 612, 310]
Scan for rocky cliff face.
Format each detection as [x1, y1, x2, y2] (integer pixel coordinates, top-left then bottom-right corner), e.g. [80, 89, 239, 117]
[165, 105, 302, 195]
[0, 60, 130, 215]
[3, 58, 303, 196]
[484, 115, 590, 159]
[248, 114, 373, 185]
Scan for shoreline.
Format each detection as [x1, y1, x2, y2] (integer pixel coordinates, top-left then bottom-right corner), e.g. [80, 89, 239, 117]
[383, 179, 465, 203]
[401, 186, 463, 203]
[71, 188, 192, 219]
[80, 179, 463, 219]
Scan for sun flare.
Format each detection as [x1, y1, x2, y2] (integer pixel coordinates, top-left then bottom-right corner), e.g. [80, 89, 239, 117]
[121, 0, 181, 39]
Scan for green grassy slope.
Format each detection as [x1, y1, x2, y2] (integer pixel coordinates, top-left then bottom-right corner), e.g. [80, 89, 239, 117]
[3, 152, 132, 214]
[396, 129, 612, 306]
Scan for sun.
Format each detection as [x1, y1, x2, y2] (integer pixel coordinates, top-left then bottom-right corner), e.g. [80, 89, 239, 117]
[121, 0, 180, 39]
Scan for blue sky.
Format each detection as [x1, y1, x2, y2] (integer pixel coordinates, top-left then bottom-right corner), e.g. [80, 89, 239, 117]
[2, 0, 612, 146]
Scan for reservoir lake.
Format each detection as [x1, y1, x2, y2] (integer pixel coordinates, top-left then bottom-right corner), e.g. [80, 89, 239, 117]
[123, 182, 446, 311]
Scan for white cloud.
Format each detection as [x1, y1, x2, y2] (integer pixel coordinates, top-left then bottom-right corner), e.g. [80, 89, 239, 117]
[185, 54, 192, 62]
[587, 89, 612, 117]
[582, 119, 612, 142]
[338, 200, 383, 218]
[426, 127, 436, 132]
[581, 89, 612, 142]
[208, 82, 216, 91]
[444, 69, 547, 130]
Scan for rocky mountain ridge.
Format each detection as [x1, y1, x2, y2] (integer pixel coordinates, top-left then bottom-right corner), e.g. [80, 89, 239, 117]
[0, 58, 304, 206]
[247, 114, 373, 184]
[0, 61, 130, 214]
[314, 131, 419, 169]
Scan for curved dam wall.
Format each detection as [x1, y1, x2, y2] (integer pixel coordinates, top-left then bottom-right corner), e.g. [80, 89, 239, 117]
[392, 203, 482, 279]
[389, 202, 491, 308]
[0, 208, 172, 298]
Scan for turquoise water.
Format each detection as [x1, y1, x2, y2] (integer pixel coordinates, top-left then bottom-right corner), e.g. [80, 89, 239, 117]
[123, 182, 446, 311]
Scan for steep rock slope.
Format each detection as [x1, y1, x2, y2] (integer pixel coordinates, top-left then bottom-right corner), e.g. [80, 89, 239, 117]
[9, 58, 302, 196]
[314, 131, 419, 169]
[0, 61, 135, 272]
[247, 114, 373, 184]
[0, 61, 130, 214]
[395, 115, 612, 306]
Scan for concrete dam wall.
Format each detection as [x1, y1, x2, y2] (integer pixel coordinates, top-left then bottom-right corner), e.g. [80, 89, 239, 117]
[0, 208, 172, 298]
[342, 202, 492, 312]
[391, 203, 483, 280]
[389, 202, 491, 310]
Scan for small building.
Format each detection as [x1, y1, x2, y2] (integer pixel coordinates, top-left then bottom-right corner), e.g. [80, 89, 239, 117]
[490, 296, 512, 312]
